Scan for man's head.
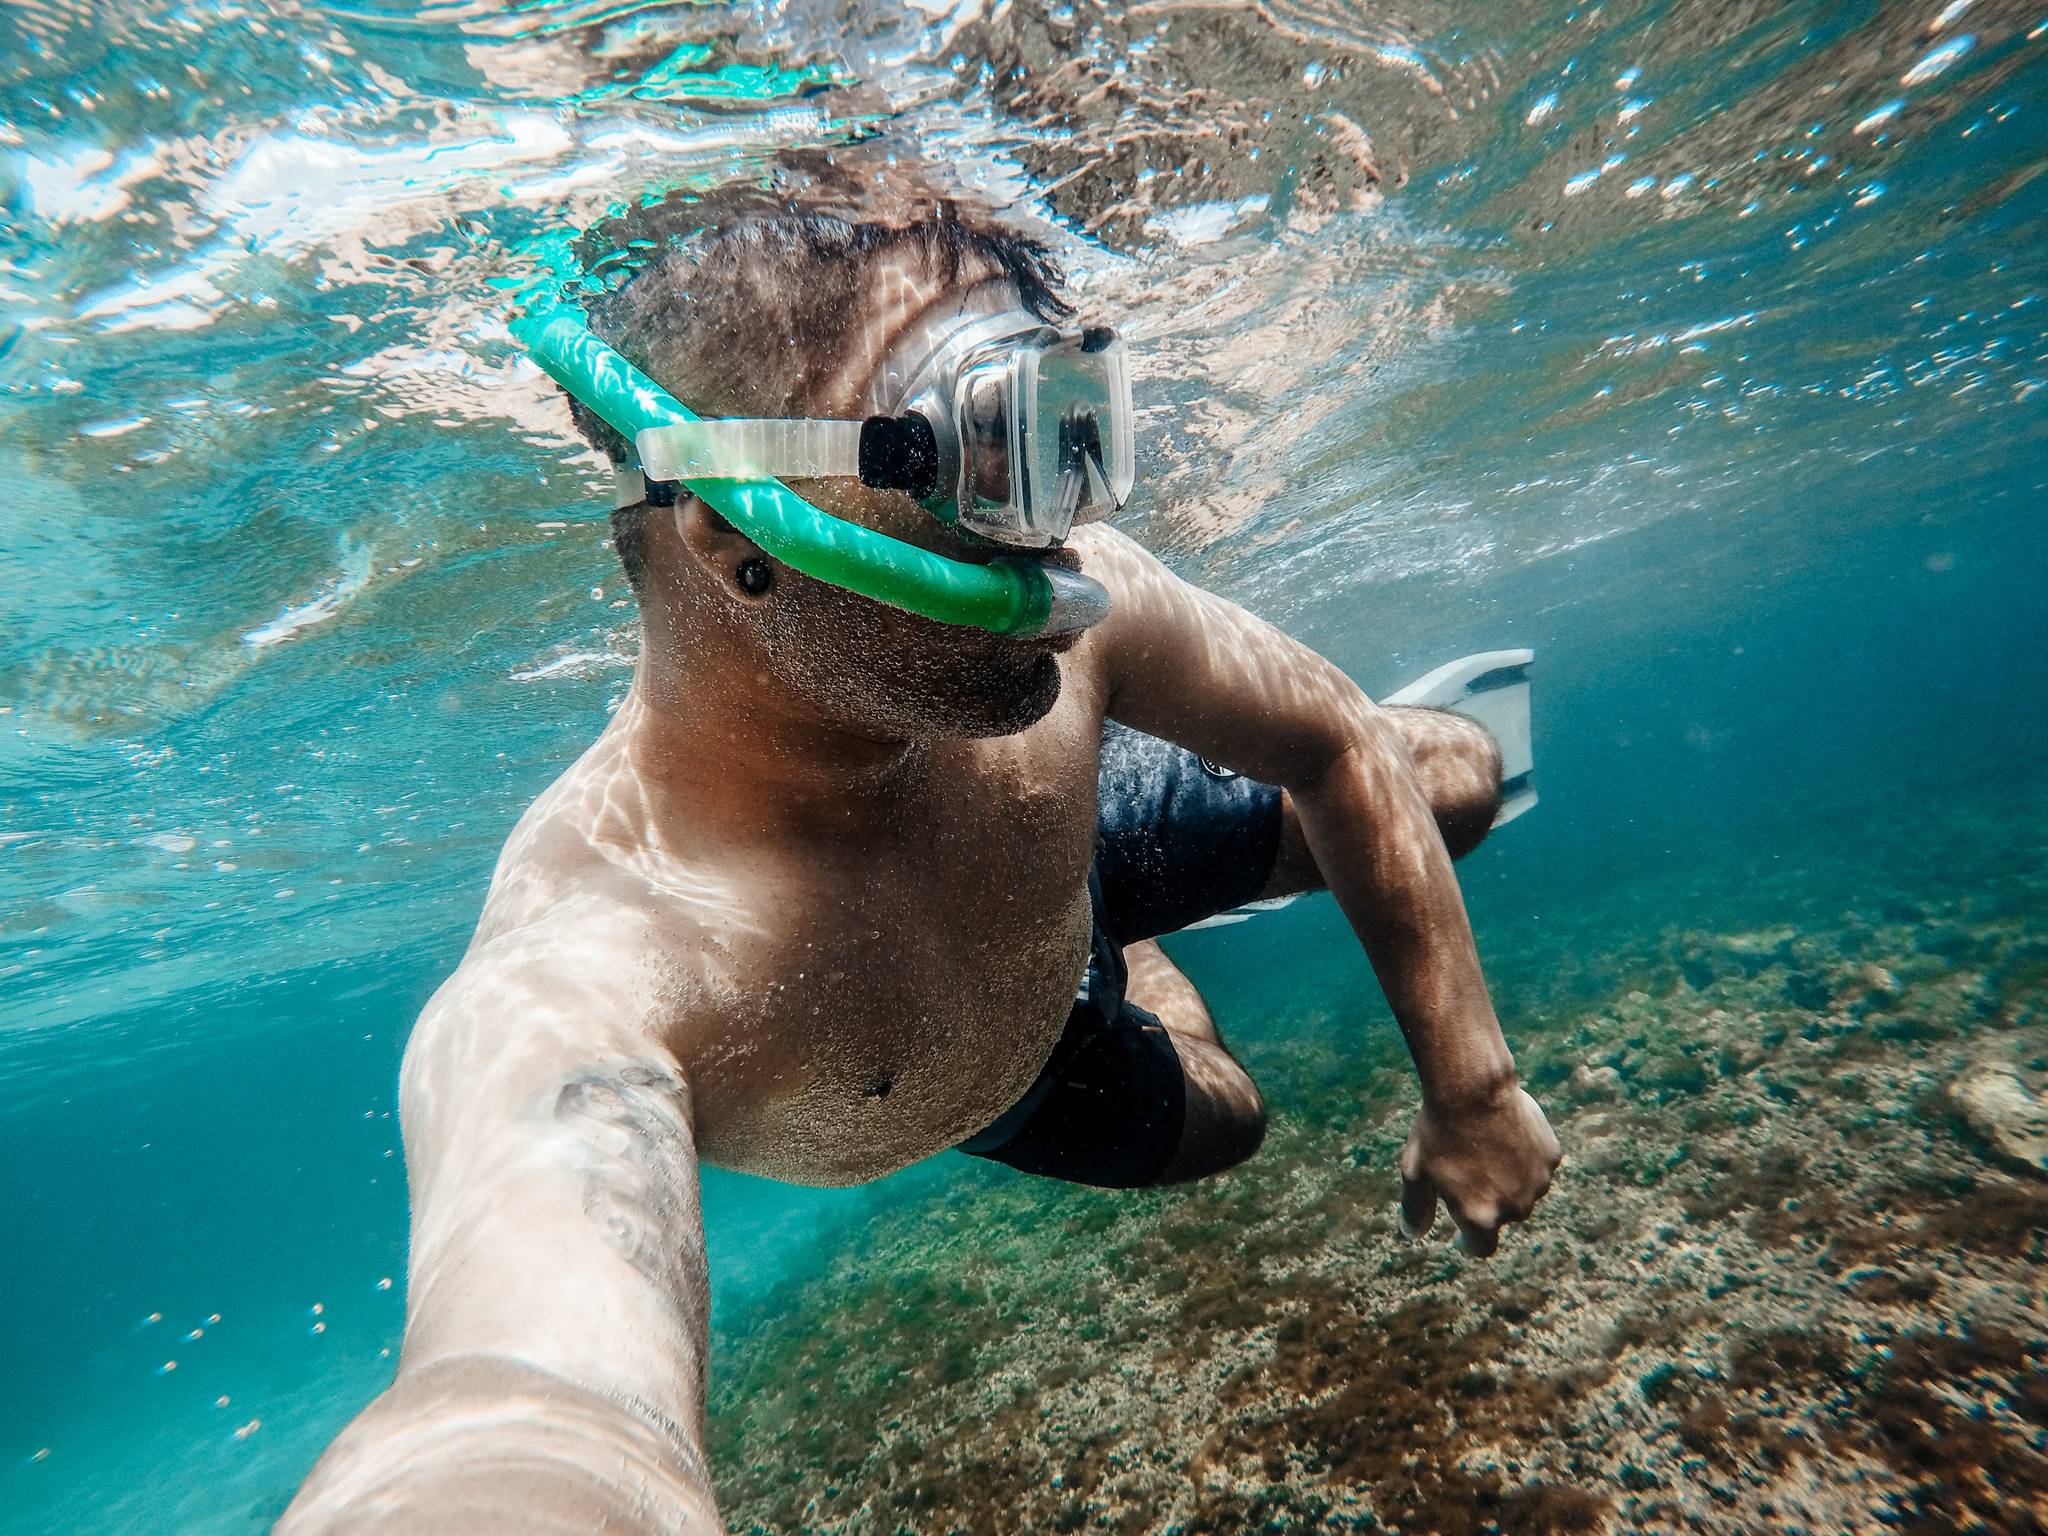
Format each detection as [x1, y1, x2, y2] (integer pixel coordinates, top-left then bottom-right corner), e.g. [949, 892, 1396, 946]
[565, 195, 1084, 742]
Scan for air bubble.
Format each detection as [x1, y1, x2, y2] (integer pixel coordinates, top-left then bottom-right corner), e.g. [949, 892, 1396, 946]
[1903, 35, 1973, 86]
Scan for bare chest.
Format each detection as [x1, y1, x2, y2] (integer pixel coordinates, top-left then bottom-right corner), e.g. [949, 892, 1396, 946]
[649, 739, 1103, 1184]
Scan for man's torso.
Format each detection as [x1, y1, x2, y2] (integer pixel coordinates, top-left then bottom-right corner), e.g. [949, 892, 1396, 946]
[465, 647, 1112, 1185]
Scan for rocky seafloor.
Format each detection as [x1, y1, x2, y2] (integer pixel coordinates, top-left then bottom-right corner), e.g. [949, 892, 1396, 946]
[706, 815, 2048, 1535]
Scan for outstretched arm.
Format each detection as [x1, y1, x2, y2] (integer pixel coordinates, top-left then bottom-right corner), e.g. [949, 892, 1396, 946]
[281, 921, 720, 1534]
[1077, 525, 1559, 1255]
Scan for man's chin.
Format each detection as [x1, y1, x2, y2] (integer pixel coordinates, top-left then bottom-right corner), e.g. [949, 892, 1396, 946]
[987, 649, 1064, 734]
[919, 648, 1063, 740]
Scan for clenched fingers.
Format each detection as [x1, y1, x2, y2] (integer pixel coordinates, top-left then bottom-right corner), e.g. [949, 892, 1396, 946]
[1397, 1135, 1437, 1238]
[1398, 1170, 1438, 1239]
[1450, 1209, 1501, 1259]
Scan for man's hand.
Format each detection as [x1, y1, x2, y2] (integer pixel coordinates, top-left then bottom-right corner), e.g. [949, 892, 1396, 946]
[1398, 1084, 1561, 1258]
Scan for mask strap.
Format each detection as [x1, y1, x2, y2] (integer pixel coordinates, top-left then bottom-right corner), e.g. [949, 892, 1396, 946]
[877, 306, 1053, 416]
[635, 415, 940, 499]
[637, 418, 863, 483]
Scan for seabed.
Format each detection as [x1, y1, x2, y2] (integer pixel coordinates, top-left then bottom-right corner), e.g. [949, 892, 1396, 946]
[709, 797, 2048, 1536]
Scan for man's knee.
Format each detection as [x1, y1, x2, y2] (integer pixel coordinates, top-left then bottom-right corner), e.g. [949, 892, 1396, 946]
[1436, 766, 1500, 860]
[1391, 706, 1502, 859]
[1157, 1095, 1265, 1183]
[1156, 1039, 1266, 1183]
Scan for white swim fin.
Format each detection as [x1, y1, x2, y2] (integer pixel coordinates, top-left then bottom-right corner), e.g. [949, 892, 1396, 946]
[1183, 895, 1298, 930]
[1383, 648, 1537, 827]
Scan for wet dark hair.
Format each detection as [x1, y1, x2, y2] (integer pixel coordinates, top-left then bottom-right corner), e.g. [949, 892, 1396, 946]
[564, 198, 1074, 591]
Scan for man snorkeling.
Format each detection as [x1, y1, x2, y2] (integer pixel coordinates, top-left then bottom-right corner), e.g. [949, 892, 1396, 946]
[284, 194, 1560, 1533]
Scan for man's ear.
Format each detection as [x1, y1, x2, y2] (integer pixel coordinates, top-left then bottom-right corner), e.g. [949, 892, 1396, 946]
[668, 493, 765, 575]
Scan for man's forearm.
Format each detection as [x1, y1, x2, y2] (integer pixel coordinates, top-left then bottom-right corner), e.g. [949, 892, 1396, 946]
[1288, 719, 1516, 1107]
[285, 972, 723, 1536]
[279, 1355, 721, 1536]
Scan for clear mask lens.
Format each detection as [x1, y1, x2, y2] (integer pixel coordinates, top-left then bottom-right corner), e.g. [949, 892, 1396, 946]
[959, 365, 1013, 507]
[949, 325, 1133, 547]
[1026, 328, 1132, 530]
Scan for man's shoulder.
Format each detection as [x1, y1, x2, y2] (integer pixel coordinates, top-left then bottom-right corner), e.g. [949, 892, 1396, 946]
[446, 773, 735, 1058]
[1069, 523, 1143, 588]
[472, 744, 677, 941]
[446, 898, 667, 1018]
[407, 899, 698, 1080]
[1065, 523, 1213, 711]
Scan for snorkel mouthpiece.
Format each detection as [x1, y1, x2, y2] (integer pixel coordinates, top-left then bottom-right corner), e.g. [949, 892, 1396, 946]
[1023, 559, 1114, 636]
[514, 304, 1110, 639]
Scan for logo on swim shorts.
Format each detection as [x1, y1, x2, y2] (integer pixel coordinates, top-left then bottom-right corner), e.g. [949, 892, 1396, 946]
[1197, 757, 1238, 780]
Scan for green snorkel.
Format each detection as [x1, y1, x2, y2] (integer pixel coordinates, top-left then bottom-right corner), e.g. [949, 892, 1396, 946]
[513, 303, 1113, 637]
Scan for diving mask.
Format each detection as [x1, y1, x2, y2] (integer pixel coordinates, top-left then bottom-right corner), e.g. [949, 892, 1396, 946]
[631, 310, 1135, 549]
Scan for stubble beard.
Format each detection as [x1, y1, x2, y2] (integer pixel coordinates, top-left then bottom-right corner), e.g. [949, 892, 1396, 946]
[835, 642, 1064, 742]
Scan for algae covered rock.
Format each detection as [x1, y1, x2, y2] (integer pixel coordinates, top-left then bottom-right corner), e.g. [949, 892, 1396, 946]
[1569, 1063, 1623, 1102]
[1949, 1057, 2048, 1177]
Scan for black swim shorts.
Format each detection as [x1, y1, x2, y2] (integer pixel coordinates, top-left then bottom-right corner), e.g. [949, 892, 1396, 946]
[958, 721, 1284, 1187]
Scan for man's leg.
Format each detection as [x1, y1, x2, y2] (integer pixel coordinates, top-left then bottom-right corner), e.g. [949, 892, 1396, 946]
[1123, 938, 1265, 1182]
[1259, 704, 1502, 899]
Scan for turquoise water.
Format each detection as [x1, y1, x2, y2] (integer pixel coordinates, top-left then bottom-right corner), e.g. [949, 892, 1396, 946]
[3, 0, 2045, 1530]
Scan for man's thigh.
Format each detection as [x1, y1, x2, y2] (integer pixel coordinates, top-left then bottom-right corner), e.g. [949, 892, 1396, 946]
[1095, 721, 1287, 943]
[1122, 937, 1217, 1044]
